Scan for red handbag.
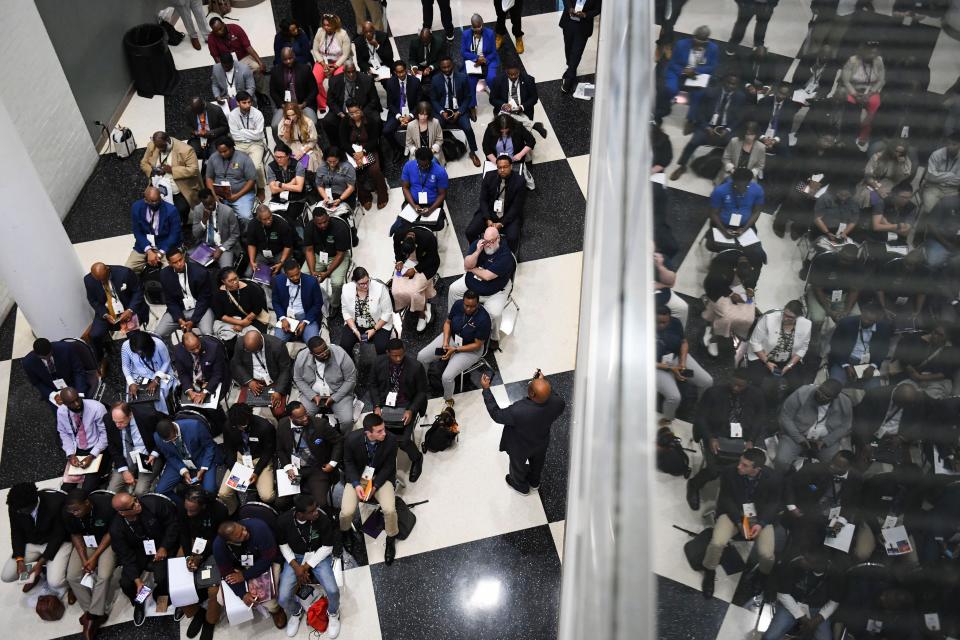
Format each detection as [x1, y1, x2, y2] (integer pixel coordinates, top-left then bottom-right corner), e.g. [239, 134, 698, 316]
[306, 596, 329, 632]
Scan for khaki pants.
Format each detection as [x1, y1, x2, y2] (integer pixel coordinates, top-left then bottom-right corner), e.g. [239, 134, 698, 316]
[66, 546, 117, 616]
[239, 55, 268, 95]
[235, 140, 266, 190]
[921, 182, 960, 216]
[218, 455, 276, 512]
[1, 542, 72, 588]
[108, 469, 156, 496]
[351, 0, 384, 30]
[340, 480, 398, 537]
[703, 514, 775, 574]
[125, 251, 168, 273]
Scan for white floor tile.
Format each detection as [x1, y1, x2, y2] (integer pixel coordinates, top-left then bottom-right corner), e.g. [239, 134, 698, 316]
[12, 307, 34, 360]
[566, 155, 590, 198]
[549, 520, 565, 563]
[928, 28, 960, 94]
[516, 12, 598, 84]
[115, 94, 165, 151]
[715, 602, 761, 640]
[752, 212, 805, 311]
[661, 114, 719, 199]
[73, 235, 138, 270]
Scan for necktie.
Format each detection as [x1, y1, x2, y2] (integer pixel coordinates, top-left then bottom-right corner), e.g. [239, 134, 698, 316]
[104, 283, 116, 316]
[123, 427, 136, 460]
[45, 357, 57, 376]
[716, 91, 730, 127]
[399, 80, 406, 109]
[175, 436, 189, 460]
[770, 101, 782, 132]
[510, 80, 520, 106]
[192, 353, 203, 383]
[74, 412, 88, 449]
[206, 218, 216, 245]
[446, 76, 454, 110]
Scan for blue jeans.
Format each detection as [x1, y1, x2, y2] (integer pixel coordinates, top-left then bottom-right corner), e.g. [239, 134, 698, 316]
[225, 192, 256, 224]
[762, 606, 831, 640]
[156, 463, 218, 501]
[273, 312, 321, 343]
[829, 363, 881, 389]
[278, 554, 339, 615]
[924, 238, 951, 268]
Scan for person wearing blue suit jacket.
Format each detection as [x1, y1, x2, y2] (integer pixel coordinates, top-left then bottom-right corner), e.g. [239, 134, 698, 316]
[383, 60, 422, 155]
[460, 16, 499, 105]
[154, 416, 218, 498]
[155, 247, 215, 339]
[271, 259, 324, 344]
[663, 26, 720, 112]
[431, 56, 482, 166]
[23, 338, 89, 407]
[489, 61, 547, 139]
[84, 262, 151, 362]
[828, 304, 894, 390]
[126, 186, 182, 274]
[671, 72, 748, 180]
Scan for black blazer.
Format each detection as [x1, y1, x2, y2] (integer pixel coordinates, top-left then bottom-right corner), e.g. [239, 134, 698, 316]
[327, 72, 382, 118]
[83, 265, 148, 323]
[9, 490, 66, 561]
[109, 494, 179, 584]
[177, 499, 229, 560]
[200, 103, 229, 140]
[853, 385, 927, 447]
[692, 384, 766, 443]
[828, 316, 894, 369]
[407, 32, 448, 73]
[716, 465, 783, 526]
[171, 335, 227, 395]
[269, 62, 319, 109]
[159, 261, 213, 325]
[392, 225, 440, 279]
[222, 415, 277, 475]
[559, 0, 602, 35]
[230, 334, 293, 394]
[784, 461, 864, 524]
[477, 170, 526, 228]
[339, 116, 383, 153]
[353, 32, 395, 74]
[482, 387, 566, 459]
[343, 428, 398, 490]
[369, 354, 428, 416]
[489, 72, 539, 121]
[481, 125, 536, 159]
[693, 85, 748, 130]
[22, 341, 88, 399]
[276, 415, 344, 471]
[105, 411, 160, 472]
[751, 96, 800, 140]
[384, 74, 421, 119]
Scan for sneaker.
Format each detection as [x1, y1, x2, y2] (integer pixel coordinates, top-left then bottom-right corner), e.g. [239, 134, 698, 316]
[285, 609, 302, 637]
[186, 611, 205, 638]
[133, 602, 146, 627]
[702, 325, 713, 349]
[328, 611, 342, 639]
[515, 36, 525, 54]
[724, 46, 736, 56]
[560, 79, 573, 94]
[702, 570, 716, 598]
[445, 27, 455, 41]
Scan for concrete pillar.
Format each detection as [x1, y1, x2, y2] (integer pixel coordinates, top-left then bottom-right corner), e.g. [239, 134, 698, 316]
[0, 98, 91, 340]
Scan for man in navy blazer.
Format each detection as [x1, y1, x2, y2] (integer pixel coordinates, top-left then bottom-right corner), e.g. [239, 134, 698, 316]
[271, 259, 323, 343]
[126, 186, 182, 274]
[84, 262, 150, 361]
[752, 82, 800, 158]
[489, 61, 547, 139]
[828, 304, 894, 389]
[432, 56, 481, 166]
[154, 416, 218, 498]
[663, 26, 719, 106]
[155, 247, 214, 339]
[465, 155, 527, 252]
[171, 331, 227, 435]
[383, 60, 421, 151]
[23, 338, 89, 407]
[671, 71, 748, 180]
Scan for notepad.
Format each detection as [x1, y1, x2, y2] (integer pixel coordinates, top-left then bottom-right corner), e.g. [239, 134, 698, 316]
[712, 228, 736, 244]
[882, 525, 913, 556]
[824, 517, 855, 553]
[189, 243, 216, 266]
[277, 469, 301, 497]
[252, 263, 272, 285]
[399, 204, 420, 223]
[225, 462, 255, 493]
[685, 73, 710, 88]
[168, 557, 201, 607]
[465, 60, 483, 75]
[738, 228, 760, 247]
[67, 454, 104, 475]
[181, 384, 221, 409]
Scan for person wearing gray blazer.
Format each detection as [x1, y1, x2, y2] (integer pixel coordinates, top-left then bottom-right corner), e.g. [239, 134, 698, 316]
[210, 54, 257, 107]
[776, 380, 852, 471]
[293, 337, 358, 432]
[188, 188, 242, 268]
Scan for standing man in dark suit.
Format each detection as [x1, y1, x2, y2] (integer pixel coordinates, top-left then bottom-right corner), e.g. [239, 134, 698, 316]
[431, 56, 482, 167]
[154, 417, 219, 498]
[339, 414, 401, 563]
[480, 369, 566, 495]
[421, 1, 456, 41]
[354, 21, 395, 77]
[84, 262, 150, 362]
[106, 402, 160, 496]
[465, 154, 528, 252]
[489, 60, 548, 139]
[726, 0, 780, 54]
[320, 63, 382, 150]
[559, 0, 602, 94]
[276, 401, 344, 509]
[155, 247, 214, 339]
[269, 46, 319, 129]
[383, 60, 422, 158]
[22, 338, 88, 408]
[231, 330, 293, 418]
[370, 339, 427, 482]
[187, 97, 229, 161]
[408, 28, 448, 101]
[171, 331, 227, 436]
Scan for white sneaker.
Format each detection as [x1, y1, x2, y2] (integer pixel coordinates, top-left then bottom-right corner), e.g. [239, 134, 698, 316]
[327, 611, 341, 638]
[702, 325, 713, 348]
[285, 609, 302, 637]
[416, 314, 428, 332]
[707, 341, 719, 357]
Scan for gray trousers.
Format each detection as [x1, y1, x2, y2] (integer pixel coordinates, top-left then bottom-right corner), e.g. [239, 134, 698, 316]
[1, 542, 72, 589]
[417, 334, 482, 399]
[774, 436, 847, 472]
[154, 309, 215, 339]
[300, 393, 356, 433]
[66, 546, 117, 616]
[107, 469, 156, 496]
[656, 355, 713, 419]
[172, 0, 210, 39]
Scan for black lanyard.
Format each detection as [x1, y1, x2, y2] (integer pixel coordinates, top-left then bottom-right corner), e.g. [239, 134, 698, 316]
[240, 110, 251, 130]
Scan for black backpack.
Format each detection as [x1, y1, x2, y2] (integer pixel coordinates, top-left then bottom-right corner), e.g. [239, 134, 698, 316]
[656, 427, 691, 478]
[421, 408, 459, 453]
[690, 147, 723, 180]
[441, 130, 467, 161]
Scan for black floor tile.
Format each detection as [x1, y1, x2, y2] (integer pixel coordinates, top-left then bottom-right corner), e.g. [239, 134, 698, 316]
[503, 370, 573, 522]
[51, 616, 179, 640]
[164, 65, 217, 141]
[371, 525, 561, 640]
[536, 75, 594, 157]
[656, 574, 731, 640]
[0, 304, 17, 362]
[62, 152, 146, 244]
[660, 188, 709, 270]
[521, 0, 561, 17]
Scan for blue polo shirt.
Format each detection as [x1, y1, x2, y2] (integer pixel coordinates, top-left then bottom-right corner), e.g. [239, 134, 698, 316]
[401, 158, 448, 205]
[449, 300, 492, 343]
[465, 240, 514, 296]
[710, 180, 765, 227]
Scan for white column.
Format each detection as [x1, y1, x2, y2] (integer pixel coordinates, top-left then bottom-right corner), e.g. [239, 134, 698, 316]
[0, 98, 91, 340]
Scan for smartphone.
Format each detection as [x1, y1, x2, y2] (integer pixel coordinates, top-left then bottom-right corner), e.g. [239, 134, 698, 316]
[435, 347, 446, 356]
[135, 585, 152, 604]
[680, 368, 694, 377]
[360, 333, 369, 343]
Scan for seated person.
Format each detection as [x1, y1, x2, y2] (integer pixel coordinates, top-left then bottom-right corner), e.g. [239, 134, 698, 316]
[84, 262, 149, 361]
[187, 96, 230, 161]
[655, 306, 713, 427]
[105, 402, 159, 496]
[809, 181, 860, 253]
[921, 195, 960, 270]
[126, 186, 181, 273]
[277, 102, 320, 171]
[189, 188, 242, 269]
[171, 331, 228, 429]
[303, 208, 352, 311]
[211, 55, 255, 112]
[853, 383, 925, 474]
[685, 370, 765, 510]
[701, 250, 758, 357]
[383, 60, 421, 155]
[314, 146, 357, 218]
[154, 416, 218, 498]
[320, 61, 382, 146]
[662, 26, 719, 109]
[700, 448, 781, 599]
[417, 289, 491, 406]
[762, 551, 843, 640]
[272, 259, 324, 344]
[109, 492, 178, 625]
[295, 336, 357, 428]
[204, 137, 257, 227]
[746, 301, 812, 407]
[738, 46, 789, 100]
[156, 247, 214, 339]
[370, 339, 427, 481]
[227, 92, 267, 199]
[339, 414, 401, 563]
[265, 142, 306, 222]
[177, 487, 228, 639]
[121, 331, 176, 415]
[246, 205, 298, 280]
[776, 380, 853, 472]
[431, 56, 482, 167]
[482, 113, 537, 192]
[447, 227, 515, 342]
[2, 482, 70, 592]
[791, 44, 839, 104]
[354, 20, 394, 76]
[490, 60, 548, 138]
[269, 46, 318, 129]
[211, 267, 268, 342]
[753, 82, 800, 158]
[867, 181, 916, 252]
[920, 132, 960, 215]
[56, 388, 109, 493]
[805, 245, 864, 327]
[405, 101, 445, 164]
[670, 73, 747, 180]
[340, 266, 394, 356]
[340, 100, 390, 211]
[714, 121, 765, 185]
[828, 303, 894, 389]
[392, 147, 449, 235]
[460, 14, 499, 105]
[207, 18, 267, 94]
[22, 338, 88, 411]
[277, 495, 341, 637]
[140, 130, 200, 224]
[218, 404, 277, 512]
[230, 330, 293, 418]
[890, 325, 959, 398]
[277, 402, 344, 508]
[874, 249, 931, 330]
[392, 225, 440, 331]
[705, 168, 765, 266]
[654, 250, 688, 325]
[857, 148, 913, 216]
[838, 578, 921, 638]
[213, 520, 286, 629]
[62, 490, 116, 637]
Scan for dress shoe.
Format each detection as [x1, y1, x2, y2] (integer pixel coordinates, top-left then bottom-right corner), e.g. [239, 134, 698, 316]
[86, 614, 104, 640]
[701, 570, 716, 598]
[133, 602, 146, 627]
[515, 36, 525, 53]
[271, 608, 288, 629]
[445, 28, 455, 41]
[82, 616, 95, 640]
[409, 457, 423, 482]
[186, 611, 206, 638]
[174, 607, 186, 621]
[560, 79, 573, 94]
[532, 122, 548, 138]
[191, 37, 202, 51]
[469, 152, 481, 167]
[669, 166, 687, 181]
[199, 620, 216, 640]
[469, 107, 478, 122]
[340, 529, 355, 556]
[385, 535, 397, 565]
[686, 481, 701, 510]
[67, 588, 77, 605]
[724, 45, 736, 56]
[496, 34, 504, 49]
[79, 612, 90, 625]
[505, 474, 530, 495]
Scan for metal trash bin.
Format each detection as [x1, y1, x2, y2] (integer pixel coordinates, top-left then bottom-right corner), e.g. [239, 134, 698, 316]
[123, 23, 180, 98]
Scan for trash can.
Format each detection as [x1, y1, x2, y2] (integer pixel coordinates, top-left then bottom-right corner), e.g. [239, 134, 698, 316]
[123, 23, 180, 98]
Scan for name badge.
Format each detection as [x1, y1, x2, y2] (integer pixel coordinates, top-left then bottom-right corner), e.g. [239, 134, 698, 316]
[710, 113, 719, 125]
[291, 454, 302, 469]
[83, 535, 98, 548]
[887, 232, 898, 241]
[728, 213, 742, 227]
[925, 614, 941, 631]
[242, 454, 253, 468]
[143, 539, 157, 556]
[318, 251, 329, 264]
[831, 289, 843, 303]
[262, 249, 274, 259]
[828, 506, 842, 521]
[764, 127, 775, 139]
[385, 391, 398, 407]
[742, 503, 757, 518]
[53, 378, 68, 390]
[493, 199, 504, 214]
[241, 554, 254, 568]
[417, 191, 428, 205]
[895, 296, 908, 306]
[860, 351, 871, 365]
[192, 538, 207, 555]
[184, 459, 198, 471]
[284, 90, 292, 102]
[730, 422, 742, 438]
[883, 514, 899, 529]
[249, 437, 259, 442]
[901, 125, 910, 138]
[362, 465, 375, 480]
[867, 620, 883, 633]
[452, 335, 463, 348]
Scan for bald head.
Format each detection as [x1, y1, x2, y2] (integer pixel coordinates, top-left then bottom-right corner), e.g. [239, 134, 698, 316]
[362, 21, 375, 37]
[144, 186, 162, 209]
[90, 262, 109, 282]
[482, 226, 500, 243]
[281, 46, 295, 67]
[243, 330, 264, 352]
[182, 331, 200, 350]
[528, 377, 552, 403]
[60, 387, 79, 405]
[190, 96, 205, 113]
[112, 492, 135, 512]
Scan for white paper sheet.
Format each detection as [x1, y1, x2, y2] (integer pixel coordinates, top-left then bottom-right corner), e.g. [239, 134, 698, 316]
[277, 469, 301, 497]
[685, 74, 710, 88]
[712, 227, 736, 244]
[168, 557, 200, 607]
[824, 519, 855, 553]
[737, 228, 760, 247]
[222, 579, 255, 624]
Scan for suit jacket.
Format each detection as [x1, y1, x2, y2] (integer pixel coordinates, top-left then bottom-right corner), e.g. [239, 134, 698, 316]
[276, 414, 344, 471]
[431, 71, 476, 113]
[105, 412, 160, 472]
[222, 415, 276, 475]
[343, 428, 398, 490]
[716, 464, 783, 525]
[292, 344, 356, 403]
[354, 32, 395, 74]
[140, 138, 201, 206]
[784, 461, 864, 523]
[481, 124, 536, 158]
[752, 96, 800, 141]
[693, 384, 766, 443]
[9, 490, 66, 560]
[560, 0, 603, 35]
[153, 416, 217, 475]
[392, 225, 440, 279]
[779, 384, 852, 447]
[271, 273, 324, 324]
[230, 334, 293, 394]
[666, 38, 719, 91]
[693, 85, 748, 130]
[171, 335, 226, 394]
[489, 72, 539, 121]
[369, 354, 427, 416]
[482, 387, 566, 459]
[210, 63, 256, 102]
[407, 32, 447, 73]
[130, 199, 181, 254]
[404, 118, 445, 164]
[385, 74, 421, 119]
[189, 201, 241, 253]
[828, 316, 894, 369]
[269, 62, 318, 109]
[326, 72, 381, 117]
[84, 265, 148, 322]
[477, 170, 526, 228]
[159, 261, 213, 324]
[190, 103, 230, 142]
[853, 385, 927, 446]
[339, 116, 383, 156]
[460, 27, 499, 71]
[109, 494, 179, 583]
[23, 342, 88, 399]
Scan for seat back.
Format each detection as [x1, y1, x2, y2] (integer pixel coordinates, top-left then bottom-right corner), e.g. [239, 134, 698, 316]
[61, 338, 103, 397]
[237, 501, 279, 532]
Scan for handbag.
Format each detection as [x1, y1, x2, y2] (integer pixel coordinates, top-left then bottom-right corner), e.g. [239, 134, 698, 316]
[36, 595, 65, 621]
[226, 288, 271, 326]
[306, 596, 329, 632]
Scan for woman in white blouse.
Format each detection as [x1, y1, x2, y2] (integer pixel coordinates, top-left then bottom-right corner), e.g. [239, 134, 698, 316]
[311, 13, 353, 112]
[340, 266, 394, 355]
[746, 300, 812, 407]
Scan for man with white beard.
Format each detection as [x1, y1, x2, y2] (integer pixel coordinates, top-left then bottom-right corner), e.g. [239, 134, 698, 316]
[446, 226, 516, 342]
